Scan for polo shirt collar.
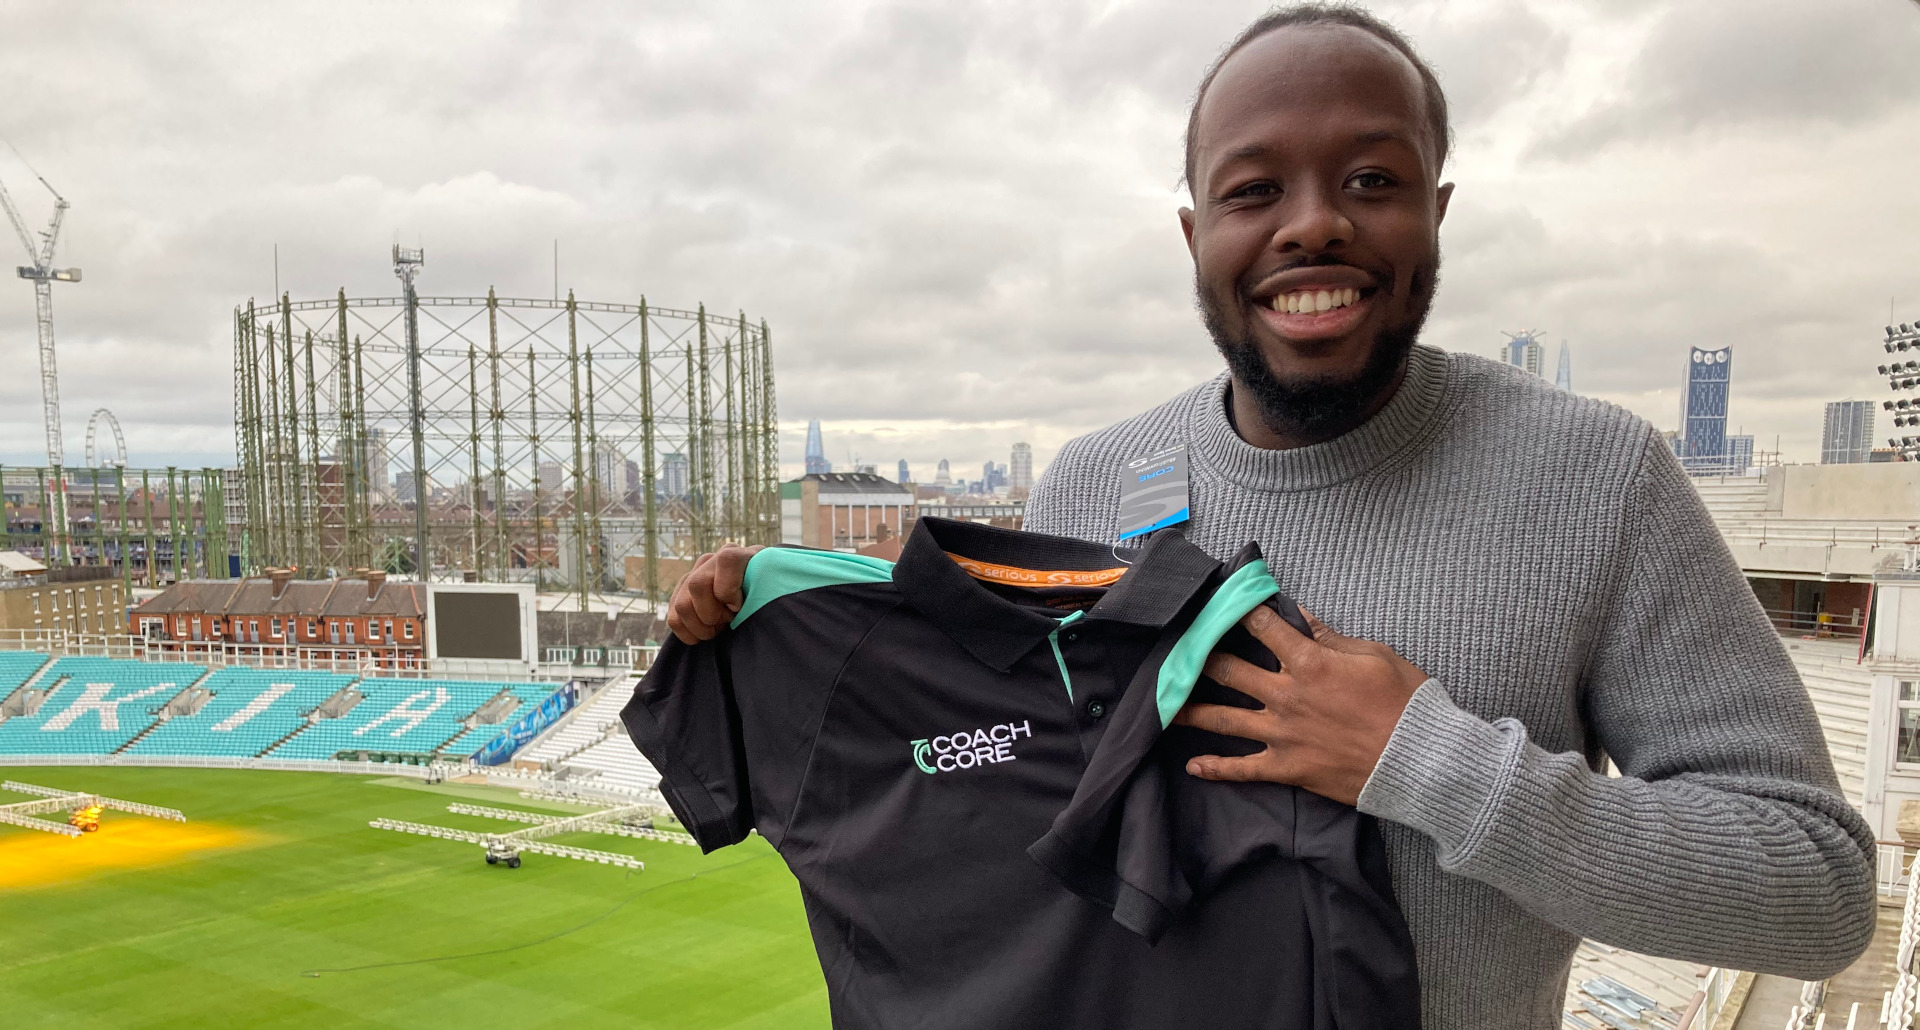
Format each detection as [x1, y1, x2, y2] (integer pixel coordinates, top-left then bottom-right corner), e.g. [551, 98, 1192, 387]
[894, 517, 1220, 673]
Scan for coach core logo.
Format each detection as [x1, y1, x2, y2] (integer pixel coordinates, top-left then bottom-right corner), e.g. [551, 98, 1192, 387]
[912, 721, 1033, 774]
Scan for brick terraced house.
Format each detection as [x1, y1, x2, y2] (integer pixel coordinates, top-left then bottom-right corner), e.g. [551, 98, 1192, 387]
[131, 568, 426, 668]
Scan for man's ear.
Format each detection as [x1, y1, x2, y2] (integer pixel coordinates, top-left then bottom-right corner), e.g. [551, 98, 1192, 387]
[1179, 206, 1198, 261]
[1435, 182, 1455, 229]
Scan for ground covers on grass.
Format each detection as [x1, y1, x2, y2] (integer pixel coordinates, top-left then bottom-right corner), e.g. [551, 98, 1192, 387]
[0, 768, 827, 1029]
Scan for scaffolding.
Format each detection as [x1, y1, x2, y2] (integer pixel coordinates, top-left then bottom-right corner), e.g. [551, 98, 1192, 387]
[232, 280, 779, 607]
[0, 464, 229, 590]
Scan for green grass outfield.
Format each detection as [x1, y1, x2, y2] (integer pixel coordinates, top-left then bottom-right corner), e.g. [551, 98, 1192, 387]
[0, 767, 829, 1029]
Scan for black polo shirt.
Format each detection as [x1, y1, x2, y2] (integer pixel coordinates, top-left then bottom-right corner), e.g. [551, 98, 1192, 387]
[624, 517, 1419, 1029]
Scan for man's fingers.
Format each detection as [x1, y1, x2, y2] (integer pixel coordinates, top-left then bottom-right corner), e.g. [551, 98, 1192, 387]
[1171, 700, 1267, 740]
[686, 563, 735, 630]
[1242, 603, 1319, 667]
[666, 592, 710, 644]
[665, 546, 767, 645]
[712, 545, 760, 612]
[1202, 651, 1290, 702]
[1296, 604, 1361, 654]
[1185, 752, 1277, 783]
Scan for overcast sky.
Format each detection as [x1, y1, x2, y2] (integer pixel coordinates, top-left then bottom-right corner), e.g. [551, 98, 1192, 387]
[1, 0, 1916, 481]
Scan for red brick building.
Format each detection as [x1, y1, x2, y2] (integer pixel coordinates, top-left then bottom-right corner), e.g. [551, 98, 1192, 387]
[780, 472, 918, 550]
[131, 568, 427, 668]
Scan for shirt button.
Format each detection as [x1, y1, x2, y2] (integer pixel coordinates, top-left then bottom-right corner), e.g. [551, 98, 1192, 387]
[1065, 631, 1079, 642]
[1085, 700, 1106, 719]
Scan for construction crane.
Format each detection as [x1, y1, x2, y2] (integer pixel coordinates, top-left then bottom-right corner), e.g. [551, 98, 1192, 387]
[0, 162, 80, 466]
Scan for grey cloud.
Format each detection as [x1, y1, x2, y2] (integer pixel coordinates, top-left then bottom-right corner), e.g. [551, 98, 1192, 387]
[1536, 0, 1920, 157]
[0, 0, 1910, 476]
[1403, 0, 1570, 135]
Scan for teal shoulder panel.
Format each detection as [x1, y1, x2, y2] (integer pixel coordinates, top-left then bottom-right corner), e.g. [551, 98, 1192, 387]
[1155, 560, 1280, 728]
[730, 548, 897, 629]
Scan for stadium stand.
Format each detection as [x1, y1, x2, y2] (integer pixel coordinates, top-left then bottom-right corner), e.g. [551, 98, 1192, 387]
[126, 669, 359, 757]
[517, 680, 632, 767]
[0, 650, 572, 765]
[508, 678, 661, 793]
[0, 657, 209, 755]
[0, 651, 51, 700]
[566, 729, 662, 794]
[431, 682, 571, 758]
[269, 678, 562, 760]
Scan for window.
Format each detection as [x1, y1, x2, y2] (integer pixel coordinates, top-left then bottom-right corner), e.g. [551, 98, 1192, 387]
[368, 620, 380, 640]
[385, 619, 394, 640]
[345, 623, 356, 645]
[402, 622, 414, 641]
[1899, 681, 1920, 766]
[31, 595, 39, 614]
[271, 617, 281, 638]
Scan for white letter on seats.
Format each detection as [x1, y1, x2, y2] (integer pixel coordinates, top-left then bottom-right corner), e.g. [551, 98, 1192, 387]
[42, 681, 174, 732]
[212, 682, 297, 732]
[351, 686, 450, 738]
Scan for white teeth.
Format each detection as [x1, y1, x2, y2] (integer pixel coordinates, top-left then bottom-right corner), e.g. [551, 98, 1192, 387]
[1271, 288, 1362, 314]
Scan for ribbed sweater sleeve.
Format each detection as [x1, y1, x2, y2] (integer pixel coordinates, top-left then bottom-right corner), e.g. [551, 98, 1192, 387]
[1355, 426, 1877, 978]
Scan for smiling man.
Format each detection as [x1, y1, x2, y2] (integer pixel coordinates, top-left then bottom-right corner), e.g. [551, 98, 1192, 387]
[666, 4, 1875, 1028]
[1026, 5, 1875, 1027]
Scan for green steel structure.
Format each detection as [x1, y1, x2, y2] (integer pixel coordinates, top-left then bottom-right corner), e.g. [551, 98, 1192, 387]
[231, 282, 779, 607]
[0, 464, 230, 590]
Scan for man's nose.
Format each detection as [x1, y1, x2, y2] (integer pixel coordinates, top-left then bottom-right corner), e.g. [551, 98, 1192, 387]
[1270, 185, 1354, 255]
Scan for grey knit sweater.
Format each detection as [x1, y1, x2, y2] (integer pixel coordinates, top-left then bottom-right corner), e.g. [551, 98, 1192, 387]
[1025, 345, 1876, 1030]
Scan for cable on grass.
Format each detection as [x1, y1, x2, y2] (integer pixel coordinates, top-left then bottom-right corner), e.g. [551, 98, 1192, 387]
[298, 851, 772, 978]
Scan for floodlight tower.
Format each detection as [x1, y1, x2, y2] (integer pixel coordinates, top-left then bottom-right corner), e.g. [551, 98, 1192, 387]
[0, 171, 80, 466]
[393, 245, 429, 579]
[1881, 322, 1920, 461]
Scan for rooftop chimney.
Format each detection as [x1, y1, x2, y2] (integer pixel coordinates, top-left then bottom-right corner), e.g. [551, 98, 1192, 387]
[269, 567, 292, 599]
[366, 570, 387, 600]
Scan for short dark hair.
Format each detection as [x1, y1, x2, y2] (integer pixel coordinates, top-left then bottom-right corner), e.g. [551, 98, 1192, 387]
[1183, 3, 1452, 189]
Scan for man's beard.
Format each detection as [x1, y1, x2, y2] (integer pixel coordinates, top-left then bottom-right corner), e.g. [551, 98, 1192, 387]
[1198, 260, 1438, 443]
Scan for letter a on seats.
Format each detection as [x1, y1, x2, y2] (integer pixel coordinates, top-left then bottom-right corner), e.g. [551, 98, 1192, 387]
[351, 686, 450, 739]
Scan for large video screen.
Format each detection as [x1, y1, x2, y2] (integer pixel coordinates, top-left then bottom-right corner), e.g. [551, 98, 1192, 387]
[433, 592, 524, 660]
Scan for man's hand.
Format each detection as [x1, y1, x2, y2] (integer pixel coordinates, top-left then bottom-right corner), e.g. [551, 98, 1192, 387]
[1171, 604, 1428, 806]
[666, 544, 764, 644]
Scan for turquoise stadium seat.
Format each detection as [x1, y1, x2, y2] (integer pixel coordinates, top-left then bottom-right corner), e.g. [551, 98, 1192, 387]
[127, 669, 358, 758]
[269, 679, 535, 759]
[438, 723, 508, 757]
[0, 657, 208, 755]
[0, 656, 569, 763]
[434, 683, 570, 757]
[0, 652, 51, 698]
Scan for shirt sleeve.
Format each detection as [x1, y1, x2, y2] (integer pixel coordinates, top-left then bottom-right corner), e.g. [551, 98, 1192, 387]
[621, 636, 755, 853]
[1355, 427, 1878, 979]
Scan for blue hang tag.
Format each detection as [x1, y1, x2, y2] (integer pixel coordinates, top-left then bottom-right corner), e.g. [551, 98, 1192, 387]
[1116, 444, 1191, 541]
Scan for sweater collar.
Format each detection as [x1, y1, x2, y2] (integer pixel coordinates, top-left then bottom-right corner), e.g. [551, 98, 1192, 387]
[1186, 344, 1452, 491]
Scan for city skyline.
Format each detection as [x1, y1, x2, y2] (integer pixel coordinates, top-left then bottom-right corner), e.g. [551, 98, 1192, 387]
[0, 1, 1914, 477]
